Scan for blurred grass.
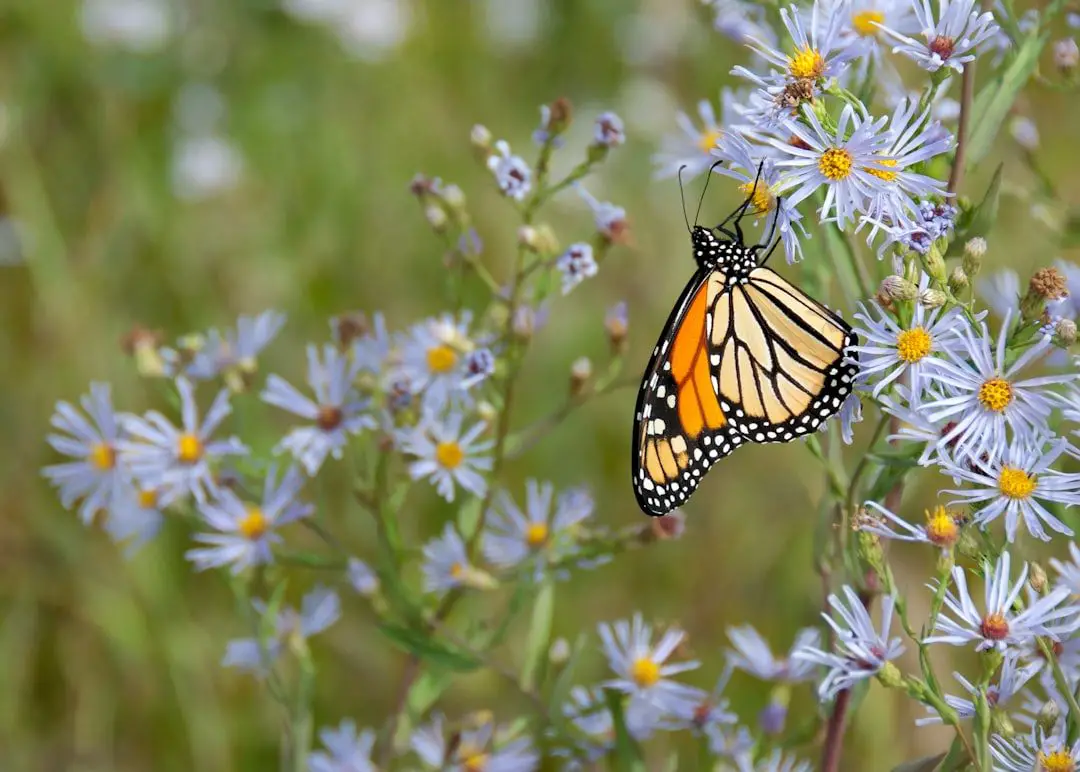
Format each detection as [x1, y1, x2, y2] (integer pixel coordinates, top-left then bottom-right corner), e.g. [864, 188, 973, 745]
[1, 0, 1078, 769]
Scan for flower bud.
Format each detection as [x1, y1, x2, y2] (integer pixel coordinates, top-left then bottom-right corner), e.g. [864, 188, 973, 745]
[569, 356, 592, 396]
[948, 266, 969, 295]
[1053, 318, 1078, 349]
[121, 326, 169, 378]
[918, 242, 948, 285]
[517, 225, 541, 252]
[605, 301, 629, 356]
[990, 710, 1015, 739]
[470, 123, 492, 153]
[592, 111, 625, 149]
[425, 203, 448, 233]
[476, 400, 498, 424]
[1037, 699, 1062, 734]
[548, 637, 571, 666]
[876, 661, 904, 689]
[1021, 267, 1069, 320]
[759, 700, 787, 736]
[1029, 561, 1049, 594]
[879, 275, 918, 302]
[962, 237, 986, 278]
[918, 287, 947, 309]
[1054, 38, 1079, 73]
[512, 306, 537, 342]
[440, 183, 466, 211]
[545, 97, 573, 138]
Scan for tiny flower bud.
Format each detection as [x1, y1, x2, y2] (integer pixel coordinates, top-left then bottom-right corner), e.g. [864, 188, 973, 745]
[855, 525, 885, 575]
[425, 203, 448, 232]
[1053, 318, 1077, 349]
[918, 242, 948, 285]
[1037, 699, 1062, 734]
[759, 700, 787, 736]
[1054, 38, 1079, 73]
[409, 173, 433, 197]
[569, 356, 592, 396]
[470, 123, 492, 153]
[879, 275, 918, 302]
[546, 97, 573, 136]
[990, 710, 1015, 739]
[460, 565, 499, 591]
[605, 301, 629, 355]
[512, 306, 537, 342]
[876, 661, 904, 689]
[548, 637, 571, 665]
[592, 111, 626, 149]
[440, 183, 466, 211]
[517, 225, 541, 251]
[948, 266, 969, 294]
[918, 287, 947, 309]
[962, 237, 986, 278]
[1022, 267, 1069, 320]
[1029, 562, 1049, 594]
[121, 326, 169, 378]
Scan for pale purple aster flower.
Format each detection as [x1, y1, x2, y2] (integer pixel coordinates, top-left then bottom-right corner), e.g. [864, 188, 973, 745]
[599, 613, 703, 715]
[991, 728, 1080, 772]
[398, 410, 493, 502]
[186, 464, 311, 573]
[105, 482, 166, 555]
[663, 667, 738, 732]
[487, 140, 532, 201]
[348, 312, 392, 374]
[576, 184, 628, 242]
[941, 437, 1080, 542]
[835, 391, 864, 445]
[222, 585, 340, 673]
[593, 111, 626, 148]
[308, 720, 377, 772]
[557, 687, 616, 764]
[532, 103, 564, 147]
[707, 724, 755, 762]
[792, 587, 904, 701]
[916, 651, 1040, 725]
[836, 0, 919, 72]
[707, 0, 777, 47]
[347, 557, 379, 596]
[420, 523, 496, 594]
[769, 104, 892, 229]
[119, 378, 247, 506]
[556, 243, 598, 295]
[482, 481, 593, 580]
[924, 553, 1078, 652]
[652, 88, 743, 179]
[43, 382, 130, 524]
[871, 199, 958, 257]
[737, 0, 858, 87]
[394, 312, 487, 411]
[410, 713, 539, 771]
[181, 310, 286, 381]
[1052, 541, 1080, 598]
[858, 500, 962, 553]
[977, 268, 1020, 318]
[261, 344, 376, 474]
[726, 624, 820, 683]
[876, 0, 1000, 73]
[878, 387, 953, 466]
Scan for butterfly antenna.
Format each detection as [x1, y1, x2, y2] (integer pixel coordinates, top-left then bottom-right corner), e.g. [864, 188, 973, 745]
[677, 165, 692, 234]
[759, 195, 784, 266]
[718, 159, 766, 237]
[693, 159, 725, 228]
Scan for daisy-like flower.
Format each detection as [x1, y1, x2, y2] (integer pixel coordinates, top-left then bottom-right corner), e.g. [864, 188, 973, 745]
[663, 669, 738, 733]
[916, 651, 1040, 725]
[174, 310, 286, 384]
[652, 89, 743, 179]
[593, 111, 626, 148]
[222, 585, 340, 673]
[835, 0, 919, 70]
[769, 104, 892, 229]
[410, 713, 539, 771]
[398, 410, 493, 502]
[1051, 541, 1080, 598]
[43, 382, 130, 524]
[106, 483, 166, 554]
[394, 312, 488, 411]
[924, 553, 1078, 652]
[851, 297, 965, 403]
[712, 132, 809, 263]
[872, 199, 958, 257]
[420, 523, 495, 594]
[876, 0, 1000, 73]
[599, 613, 703, 715]
[556, 243, 598, 295]
[857, 501, 963, 553]
[725, 624, 820, 683]
[261, 344, 376, 475]
[878, 388, 953, 466]
[977, 268, 1021, 318]
[791, 587, 904, 701]
[925, 313, 1075, 464]
[186, 464, 311, 573]
[482, 480, 593, 580]
[308, 719, 377, 772]
[576, 185, 629, 243]
[991, 728, 1080, 772]
[708, 724, 756, 762]
[941, 437, 1080, 542]
[487, 139, 532, 201]
[708, 0, 778, 47]
[119, 378, 247, 506]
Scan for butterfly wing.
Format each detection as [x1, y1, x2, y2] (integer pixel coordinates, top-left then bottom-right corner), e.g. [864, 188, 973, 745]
[707, 265, 858, 443]
[632, 268, 745, 516]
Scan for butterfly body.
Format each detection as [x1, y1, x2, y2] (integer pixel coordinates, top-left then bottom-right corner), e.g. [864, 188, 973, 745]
[632, 222, 859, 516]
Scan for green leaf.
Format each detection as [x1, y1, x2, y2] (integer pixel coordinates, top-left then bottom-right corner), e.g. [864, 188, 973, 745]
[520, 579, 555, 691]
[966, 31, 1046, 167]
[547, 635, 587, 734]
[972, 690, 992, 772]
[376, 623, 481, 673]
[457, 498, 483, 540]
[393, 669, 455, 751]
[891, 753, 946, 772]
[604, 690, 647, 772]
[947, 165, 1002, 256]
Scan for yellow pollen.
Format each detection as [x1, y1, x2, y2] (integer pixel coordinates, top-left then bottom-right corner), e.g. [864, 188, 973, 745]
[449, 561, 465, 578]
[739, 180, 775, 214]
[895, 326, 932, 362]
[924, 506, 959, 547]
[525, 522, 549, 548]
[89, 442, 116, 471]
[818, 147, 853, 181]
[176, 433, 204, 464]
[631, 657, 661, 688]
[1038, 749, 1076, 772]
[137, 488, 158, 509]
[852, 9, 885, 36]
[865, 157, 898, 181]
[426, 344, 458, 374]
[980, 611, 1010, 641]
[435, 440, 464, 469]
[239, 506, 268, 540]
[978, 377, 1014, 412]
[999, 466, 1037, 500]
[458, 744, 489, 772]
[788, 47, 825, 79]
[698, 128, 722, 154]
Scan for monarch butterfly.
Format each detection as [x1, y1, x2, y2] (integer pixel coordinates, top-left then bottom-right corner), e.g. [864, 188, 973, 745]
[632, 168, 859, 516]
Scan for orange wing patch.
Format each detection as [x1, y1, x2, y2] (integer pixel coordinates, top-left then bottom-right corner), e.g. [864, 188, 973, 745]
[669, 283, 726, 439]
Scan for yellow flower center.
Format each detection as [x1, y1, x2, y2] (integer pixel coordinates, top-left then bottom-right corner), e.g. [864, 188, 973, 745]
[316, 405, 343, 431]
[818, 147, 853, 181]
[630, 657, 660, 688]
[137, 488, 158, 509]
[426, 344, 458, 374]
[1039, 749, 1076, 772]
[865, 157, 898, 181]
[852, 9, 885, 36]
[739, 180, 775, 214]
[435, 440, 464, 469]
[698, 128, 722, 154]
[924, 506, 959, 547]
[449, 561, 465, 578]
[177, 433, 204, 464]
[979, 611, 1010, 641]
[788, 47, 825, 79]
[895, 326, 932, 362]
[978, 377, 1013, 412]
[89, 442, 116, 471]
[525, 522, 549, 548]
[999, 466, 1037, 500]
[239, 506, 268, 540]
[458, 744, 489, 772]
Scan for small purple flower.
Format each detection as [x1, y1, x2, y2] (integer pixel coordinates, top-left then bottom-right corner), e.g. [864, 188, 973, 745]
[593, 111, 626, 148]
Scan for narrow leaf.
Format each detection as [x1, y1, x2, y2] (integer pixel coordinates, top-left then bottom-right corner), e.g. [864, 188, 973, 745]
[377, 623, 481, 673]
[604, 690, 647, 772]
[520, 579, 555, 691]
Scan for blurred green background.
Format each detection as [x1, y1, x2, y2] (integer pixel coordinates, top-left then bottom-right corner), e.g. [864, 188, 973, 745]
[2, 0, 1077, 769]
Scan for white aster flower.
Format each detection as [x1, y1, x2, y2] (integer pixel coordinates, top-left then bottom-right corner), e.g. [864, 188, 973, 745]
[858, 501, 963, 552]
[308, 720, 377, 772]
[119, 378, 248, 506]
[105, 483, 166, 555]
[222, 585, 340, 673]
[178, 310, 286, 383]
[487, 139, 532, 201]
[662, 669, 738, 733]
[707, 0, 778, 48]
[876, 0, 1000, 73]
[924, 553, 1078, 652]
[878, 386, 952, 466]
[737, 0, 857, 89]
[394, 312, 489, 411]
[652, 89, 743, 180]
[420, 523, 495, 594]
[916, 651, 1040, 725]
[398, 410, 493, 502]
[991, 728, 1080, 772]
[599, 613, 702, 716]
[261, 344, 376, 475]
[726, 624, 820, 683]
[835, 0, 919, 72]
[556, 243, 598, 295]
[410, 713, 539, 772]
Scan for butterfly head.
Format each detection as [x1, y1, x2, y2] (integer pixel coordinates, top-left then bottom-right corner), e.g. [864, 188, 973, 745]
[691, 225, 752, 272]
